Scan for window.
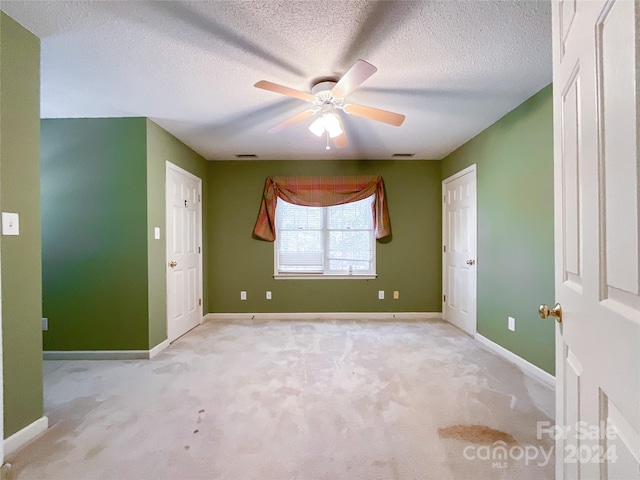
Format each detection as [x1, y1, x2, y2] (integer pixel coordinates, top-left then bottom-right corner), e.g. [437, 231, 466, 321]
[275, 195, 376, 278]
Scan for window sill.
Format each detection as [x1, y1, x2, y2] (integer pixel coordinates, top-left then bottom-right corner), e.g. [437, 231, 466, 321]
[274, 274, 377, 280]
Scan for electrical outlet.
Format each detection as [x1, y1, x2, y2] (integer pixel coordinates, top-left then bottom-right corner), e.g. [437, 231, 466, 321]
[41, 318, 48, 331]
[240, 291, 247, 300]
[378, 290, 384, 300]
[393, 291, 399, 299]
[266, 291, 272, 300]
[508, 316, 515, 331]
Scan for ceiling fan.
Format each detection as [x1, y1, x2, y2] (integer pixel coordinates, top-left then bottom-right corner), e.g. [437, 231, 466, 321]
[254, 59, 406, 150]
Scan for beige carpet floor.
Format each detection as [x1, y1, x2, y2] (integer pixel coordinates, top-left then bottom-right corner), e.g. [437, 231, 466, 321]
[6, 318, 555, 479]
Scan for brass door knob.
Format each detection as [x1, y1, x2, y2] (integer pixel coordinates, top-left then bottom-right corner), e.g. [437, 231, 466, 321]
[539, 303, 562, 323]
[168, 261, 177, 268]
[466, 259, 476, 265]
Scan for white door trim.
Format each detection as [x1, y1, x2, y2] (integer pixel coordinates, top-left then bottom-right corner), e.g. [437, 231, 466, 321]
[443, 163, 477, 184]
[165, 161, 204, 342]
[442, 164, 478, 335]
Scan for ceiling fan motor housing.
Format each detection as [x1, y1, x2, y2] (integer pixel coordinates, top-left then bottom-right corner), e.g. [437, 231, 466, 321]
[311, 80, 337, 96]
[311, 81, 344, 112]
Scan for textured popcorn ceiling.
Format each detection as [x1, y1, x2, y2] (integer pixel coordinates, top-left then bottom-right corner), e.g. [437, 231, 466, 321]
[1, 1, 551, 160]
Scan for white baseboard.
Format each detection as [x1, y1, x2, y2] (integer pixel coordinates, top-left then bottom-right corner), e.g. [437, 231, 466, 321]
[43, 350, 149, 360]
[43, 336, 178, 360]
[475, 333, 555, 388]
[4, 416, 48, 458]
[205, 312, 441, 322]
[149, 339, 170, 359]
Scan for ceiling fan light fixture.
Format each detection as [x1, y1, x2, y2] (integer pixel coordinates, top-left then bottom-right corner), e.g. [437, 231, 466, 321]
[309, 112, 342, 138]
[308, 117, 325, 137]
[324, 113, 342, 138]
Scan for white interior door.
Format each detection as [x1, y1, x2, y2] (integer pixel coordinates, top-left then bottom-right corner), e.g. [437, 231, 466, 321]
[552, 0, 640, 478]
[442, 164, 477, 336]
[166, 162, 202, 343]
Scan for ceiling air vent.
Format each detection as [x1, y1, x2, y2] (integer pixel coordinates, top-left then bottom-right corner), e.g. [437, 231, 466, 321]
[235, 154, 258, 159]
[391, 153, 415, 158]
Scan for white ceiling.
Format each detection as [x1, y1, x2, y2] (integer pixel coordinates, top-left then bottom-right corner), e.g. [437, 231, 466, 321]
[1, 0, 552, 161]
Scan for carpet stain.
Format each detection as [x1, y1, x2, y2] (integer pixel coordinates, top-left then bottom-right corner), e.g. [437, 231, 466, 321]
[275, 386, 301, 396]
[437, 424, 517, 445]
[83, 445, 105, 460]
[67, 367, 88, 373]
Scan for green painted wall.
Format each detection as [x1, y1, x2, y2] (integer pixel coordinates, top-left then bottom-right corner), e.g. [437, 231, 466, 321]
[40, 118, 209, 352]
[146, 119, 209, 348]
[441, 85, 555, 374]
[207, 160, 442, 313]
[0, 12, 44, 437]
[41, 118, 149, 351]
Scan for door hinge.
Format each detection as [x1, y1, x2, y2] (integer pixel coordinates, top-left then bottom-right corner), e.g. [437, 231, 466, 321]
[443, 295, 446, 303]
[198, 246, 201, 254]
[443, 194, 446, 203]
[443, 245, 446, 253]
[198, 194, 201, 202]
[198, 298, 202, 306]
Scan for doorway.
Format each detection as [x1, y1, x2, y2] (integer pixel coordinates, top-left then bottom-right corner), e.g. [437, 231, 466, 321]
[442, 164, 477, 336]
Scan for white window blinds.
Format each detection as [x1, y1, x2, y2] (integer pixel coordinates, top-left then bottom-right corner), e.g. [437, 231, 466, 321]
[275, 195, 375, 276]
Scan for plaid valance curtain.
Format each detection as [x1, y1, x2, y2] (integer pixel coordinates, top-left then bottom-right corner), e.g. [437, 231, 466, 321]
[253, 175, 391, 241]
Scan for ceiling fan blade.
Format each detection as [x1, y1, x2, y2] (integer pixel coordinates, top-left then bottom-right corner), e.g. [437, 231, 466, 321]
[254, 80, 316, 102]
[333, 114, 349, 149]
[333, 131, 349, 149]
[268, 110, 316, 134]
[331, 59, 377, 98]
[343, 103, 405, 126]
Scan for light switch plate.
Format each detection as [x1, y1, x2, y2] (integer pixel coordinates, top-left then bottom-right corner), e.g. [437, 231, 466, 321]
[240, 291, 247, 300]
[2, 212, 19, 235]
[154, 227, 161, 240]
[378, 290, 384, 300]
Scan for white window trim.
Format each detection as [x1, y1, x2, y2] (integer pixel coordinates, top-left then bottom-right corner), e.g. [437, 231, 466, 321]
[273, 273, 377, 280]
[273, 198, 377, 280]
